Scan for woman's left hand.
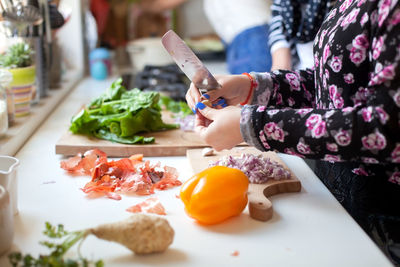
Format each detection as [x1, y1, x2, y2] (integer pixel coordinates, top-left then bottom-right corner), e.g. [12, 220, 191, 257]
[194, 104, 244, 151]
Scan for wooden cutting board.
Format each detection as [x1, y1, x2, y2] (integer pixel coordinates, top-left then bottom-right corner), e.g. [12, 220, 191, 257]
[186, 147, 301, 222]
[55, 111, 212, 157]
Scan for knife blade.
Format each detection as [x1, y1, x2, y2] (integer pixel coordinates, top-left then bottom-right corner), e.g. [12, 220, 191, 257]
[161, 30, 221, 94]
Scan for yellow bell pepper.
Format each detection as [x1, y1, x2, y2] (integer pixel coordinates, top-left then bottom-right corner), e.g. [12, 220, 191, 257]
[180, 166, 249, 225]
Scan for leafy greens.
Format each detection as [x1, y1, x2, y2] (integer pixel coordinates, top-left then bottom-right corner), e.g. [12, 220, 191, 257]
[70, 78, 180, 144]
[158, 94, 193, 118]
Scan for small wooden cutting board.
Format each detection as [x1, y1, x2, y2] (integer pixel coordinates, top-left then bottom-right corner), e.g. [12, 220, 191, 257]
[186, 147, 301, 222]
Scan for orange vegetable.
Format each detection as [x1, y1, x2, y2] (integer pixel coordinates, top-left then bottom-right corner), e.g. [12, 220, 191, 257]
[180, 166, 249, 225]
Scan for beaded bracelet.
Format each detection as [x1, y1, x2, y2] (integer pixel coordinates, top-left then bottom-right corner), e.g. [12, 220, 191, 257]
[240, 72, 257, 105]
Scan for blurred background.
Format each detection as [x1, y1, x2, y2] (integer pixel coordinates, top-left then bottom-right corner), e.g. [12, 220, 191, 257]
[0, 0, 227, 156]
[0, 0, 225, 124]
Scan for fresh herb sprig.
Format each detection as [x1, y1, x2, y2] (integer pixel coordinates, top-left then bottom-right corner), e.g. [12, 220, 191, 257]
[8, 222, 104, 267]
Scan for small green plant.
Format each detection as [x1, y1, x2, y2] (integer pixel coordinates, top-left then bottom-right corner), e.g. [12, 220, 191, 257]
[8, 222, 104, 267]
[0, 42, 33, 69]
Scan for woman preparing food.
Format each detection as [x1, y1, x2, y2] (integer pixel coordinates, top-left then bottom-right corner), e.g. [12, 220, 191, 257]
[187, 0, 400, 264]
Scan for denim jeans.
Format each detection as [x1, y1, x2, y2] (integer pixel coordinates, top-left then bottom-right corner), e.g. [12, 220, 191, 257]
[226, 24, 272, 74]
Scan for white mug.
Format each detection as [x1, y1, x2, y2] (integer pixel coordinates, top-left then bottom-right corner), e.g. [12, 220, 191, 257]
[0, 185, 14, 256]
[0, 155, 19, 215]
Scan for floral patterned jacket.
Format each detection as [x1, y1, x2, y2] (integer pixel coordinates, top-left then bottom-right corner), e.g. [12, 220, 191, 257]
[240, 0, 400, 185]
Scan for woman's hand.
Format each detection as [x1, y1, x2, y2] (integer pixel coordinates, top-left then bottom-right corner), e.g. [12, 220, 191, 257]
[194, 104, 244, 151]
[185, 74, 252, 110]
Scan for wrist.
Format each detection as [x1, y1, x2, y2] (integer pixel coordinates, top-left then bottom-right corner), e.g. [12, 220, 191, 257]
[240, 73, 257, 105]
[239, 105, 265, 151]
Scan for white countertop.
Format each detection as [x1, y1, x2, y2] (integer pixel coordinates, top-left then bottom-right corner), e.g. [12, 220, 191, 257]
[0, 66, 394, 266]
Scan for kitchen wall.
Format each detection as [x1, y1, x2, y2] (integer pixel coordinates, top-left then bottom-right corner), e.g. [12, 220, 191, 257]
[53, 0, 215, 74]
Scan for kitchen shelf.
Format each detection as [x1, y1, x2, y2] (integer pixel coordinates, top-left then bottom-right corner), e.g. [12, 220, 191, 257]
[0, 70, 83, 156]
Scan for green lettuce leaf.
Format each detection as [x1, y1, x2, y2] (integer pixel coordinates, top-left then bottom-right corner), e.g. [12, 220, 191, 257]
[69, 78, 179, 144]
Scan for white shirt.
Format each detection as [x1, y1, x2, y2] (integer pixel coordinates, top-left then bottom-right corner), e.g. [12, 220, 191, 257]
[296, 41, 314, 69]
[203, 0, 272, 44]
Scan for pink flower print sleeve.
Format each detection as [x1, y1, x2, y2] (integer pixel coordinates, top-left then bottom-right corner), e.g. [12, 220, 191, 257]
[240, 0, 400, 186]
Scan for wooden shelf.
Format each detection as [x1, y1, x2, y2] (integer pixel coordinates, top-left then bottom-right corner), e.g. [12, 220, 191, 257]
[0, 70, 83, 156]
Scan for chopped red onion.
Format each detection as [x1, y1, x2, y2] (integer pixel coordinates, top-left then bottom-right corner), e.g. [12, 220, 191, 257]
[209, 153, 291, 184]
[175, 114, 195, 131]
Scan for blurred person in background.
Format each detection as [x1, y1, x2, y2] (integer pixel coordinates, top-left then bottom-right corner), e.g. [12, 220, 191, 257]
[139, 0, 273, 74]
[269, 0, 336, 70]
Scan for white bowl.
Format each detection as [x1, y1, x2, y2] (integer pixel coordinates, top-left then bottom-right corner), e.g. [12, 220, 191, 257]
[127, 37, 174, 72]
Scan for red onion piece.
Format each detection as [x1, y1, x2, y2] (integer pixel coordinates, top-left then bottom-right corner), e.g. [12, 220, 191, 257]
[209, 153, 291, 184]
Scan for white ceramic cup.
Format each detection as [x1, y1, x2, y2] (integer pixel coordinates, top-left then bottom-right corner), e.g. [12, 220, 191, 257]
[0, 185, 14, 256]
[0, 155, 19, 215]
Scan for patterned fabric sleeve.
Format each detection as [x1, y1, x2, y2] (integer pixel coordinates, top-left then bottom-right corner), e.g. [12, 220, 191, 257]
[241, 0, 400, 166]
[240, 69, 316, 151]
[249, 69, 315, 108]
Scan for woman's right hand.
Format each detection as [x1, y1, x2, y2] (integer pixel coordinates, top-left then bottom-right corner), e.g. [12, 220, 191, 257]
[185, 74, 252, 110]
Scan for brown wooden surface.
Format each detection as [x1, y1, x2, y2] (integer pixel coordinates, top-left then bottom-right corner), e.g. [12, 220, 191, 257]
[55, 111, 211, 157]
[186, 147, 301, 222]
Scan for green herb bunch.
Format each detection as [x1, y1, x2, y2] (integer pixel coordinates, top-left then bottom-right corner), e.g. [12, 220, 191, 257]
[8, 222, 103, 267]
[0, 43, 33, 69]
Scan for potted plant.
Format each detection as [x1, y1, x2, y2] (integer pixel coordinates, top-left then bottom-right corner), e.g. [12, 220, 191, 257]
[0, 42, 35, 117]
